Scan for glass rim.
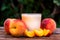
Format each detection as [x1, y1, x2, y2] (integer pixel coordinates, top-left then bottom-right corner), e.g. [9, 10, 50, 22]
[21, 14, 41, 17]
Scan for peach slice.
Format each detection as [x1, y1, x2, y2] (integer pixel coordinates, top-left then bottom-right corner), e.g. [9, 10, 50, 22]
[34, 29, 44, 37]
[24, 30, 35, 37]
[43, 29, 52, 36]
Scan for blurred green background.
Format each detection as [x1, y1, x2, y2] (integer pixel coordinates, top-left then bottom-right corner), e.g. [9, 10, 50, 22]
[0, 0, 60, 27]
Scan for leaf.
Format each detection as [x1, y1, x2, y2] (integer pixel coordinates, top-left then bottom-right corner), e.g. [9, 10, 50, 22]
[1, 3, 7, 11]
[53, 0, 60, 6]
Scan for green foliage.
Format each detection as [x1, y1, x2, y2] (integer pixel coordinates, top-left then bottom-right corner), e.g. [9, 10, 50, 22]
[53, 0, 60, 6]
[1, 3, 7, 11]
[18, 0, 34, 5]
[53, 0, 60, 27]
[42, 9, 50, 18]
[0, 0, 60, 28]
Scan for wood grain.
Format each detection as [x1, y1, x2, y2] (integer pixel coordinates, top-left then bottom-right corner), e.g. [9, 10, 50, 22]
[0, 27, 60, 40]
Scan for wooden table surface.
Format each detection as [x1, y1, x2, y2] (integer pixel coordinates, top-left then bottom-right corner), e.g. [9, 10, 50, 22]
[0, 27, 60, 40]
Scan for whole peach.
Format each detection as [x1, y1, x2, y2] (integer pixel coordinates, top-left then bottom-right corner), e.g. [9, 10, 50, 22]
[41, 18, 56, 33]
[4, 18, 27, 37]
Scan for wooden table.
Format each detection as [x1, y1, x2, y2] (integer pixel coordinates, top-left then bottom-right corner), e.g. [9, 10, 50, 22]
[0, 27, 60, 40]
